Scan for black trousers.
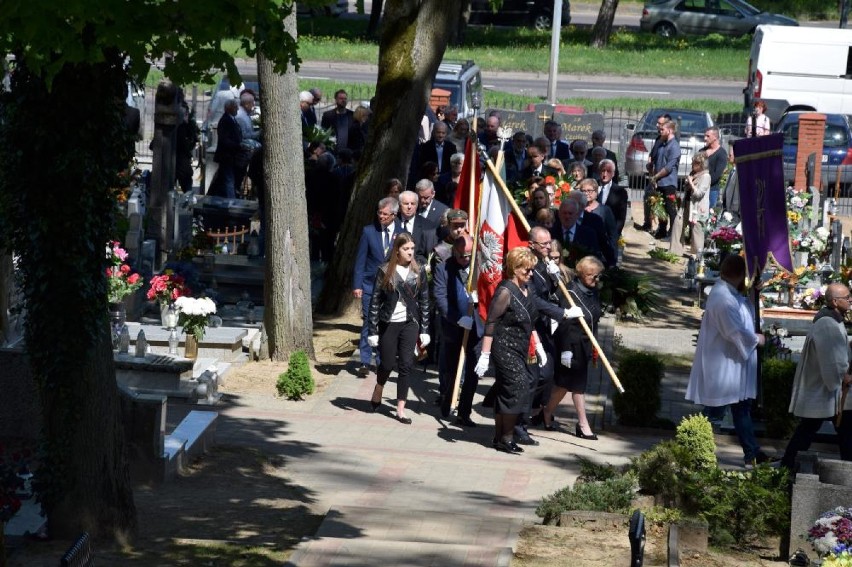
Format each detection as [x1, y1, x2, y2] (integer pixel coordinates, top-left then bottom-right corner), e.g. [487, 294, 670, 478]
[441, 326, 481, 418]
[781, 412, 852, 469]
[377, 320, 419, 401]
[658, 185, 677, 233]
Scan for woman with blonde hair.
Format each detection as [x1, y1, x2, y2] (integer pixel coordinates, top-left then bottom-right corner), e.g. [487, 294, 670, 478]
[670, 152, 710, 257]
[368, 233, 431, 424]
[474, 247, 547, 453]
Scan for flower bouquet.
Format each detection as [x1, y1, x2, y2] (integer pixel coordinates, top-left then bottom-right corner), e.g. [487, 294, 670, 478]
[793, 226, 831, 260]
[709, 226, 743, 253]
[809, 507, 852, 564]
[147, 270, 190, 305]
[645, 191, 668, 221]
[175, 296, 217, 340]
[106, 241, 142, 303]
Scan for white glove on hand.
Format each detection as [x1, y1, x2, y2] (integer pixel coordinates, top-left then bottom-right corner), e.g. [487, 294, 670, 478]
[367, 335, 379, 348]
[419, 334, 431, 348]
[545, 260, 560, 278]
[457, 316, 473, 330]
[474, 352, 491, 377]
[563, 306, 583, 319]
[535, 343, 548, 367]
[561, 351, 573, 368]
[469, 290, 478, 304]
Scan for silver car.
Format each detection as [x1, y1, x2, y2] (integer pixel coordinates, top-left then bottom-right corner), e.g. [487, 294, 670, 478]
[620, 108, 721, 188]
[640, 0, 797, 38]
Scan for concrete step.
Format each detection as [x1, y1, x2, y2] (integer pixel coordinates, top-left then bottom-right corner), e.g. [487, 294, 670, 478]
[283, 506, 518, 567]
[164, 409, 218, 479]
[284, 537, 513, 567]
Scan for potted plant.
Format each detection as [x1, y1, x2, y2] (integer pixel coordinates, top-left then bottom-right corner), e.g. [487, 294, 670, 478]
[174, 296, 217, 359]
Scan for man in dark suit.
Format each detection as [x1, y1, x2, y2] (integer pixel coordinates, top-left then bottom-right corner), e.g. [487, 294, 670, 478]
[504, 131, 529, 183]
[416, 179, 449, 226]
[544, 120, 572, 161]
[321, 89, 354, 151]
[398, 190, 438, 266]
[433, 235, 481, 423]
[551, 199, 601, 264]
[521, 146, 559, 181]
[419, 122, 457, 175]
[592, 129, 620, 181]
[212, 98, 242, 199]
[597, 159, 629, 240]
[300, 90, 317, 130]
[352, 197, 405, 376]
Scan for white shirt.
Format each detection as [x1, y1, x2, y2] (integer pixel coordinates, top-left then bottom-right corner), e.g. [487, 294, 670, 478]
[600, 181, 612, 206]
[390, 265, 411, 322]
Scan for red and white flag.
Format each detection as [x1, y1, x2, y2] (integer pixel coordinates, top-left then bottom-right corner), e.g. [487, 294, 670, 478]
[452, 138, 482, 230]
[475, 164, 528, 321]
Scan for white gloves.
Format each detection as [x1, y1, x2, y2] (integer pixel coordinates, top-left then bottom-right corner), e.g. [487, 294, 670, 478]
[367, 335, 379, 348]
[535, 343, 548, 367]
[563, 306, 583, 319]
[545, 260, 560, 278]
[419, 334, 431, 348]
[561, 351, 573, 368]
[474, 352, 490, 377]
[457, 316, 473, 330]
[469, 290, 478, 304]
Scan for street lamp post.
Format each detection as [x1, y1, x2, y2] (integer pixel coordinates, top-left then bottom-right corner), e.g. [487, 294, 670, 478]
[546, 0, 563, 104]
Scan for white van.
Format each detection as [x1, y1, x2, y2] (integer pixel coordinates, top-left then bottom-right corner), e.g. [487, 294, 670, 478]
[744, 25, 852, 124]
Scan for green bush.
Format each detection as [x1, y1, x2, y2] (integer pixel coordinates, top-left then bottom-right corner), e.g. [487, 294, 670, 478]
[685, 465, 791, 546]
[612, 351, 664, 426]
[632, 440, 690, 507]
[576, 456, 621, 483]
[761, 358, 798, 439]
[276, 350, 315, 400]
[675, 414, 717, 471]
[536, 473, 638, 525]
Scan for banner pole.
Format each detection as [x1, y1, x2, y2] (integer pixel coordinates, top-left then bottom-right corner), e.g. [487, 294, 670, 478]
[479, 149, 625, 393]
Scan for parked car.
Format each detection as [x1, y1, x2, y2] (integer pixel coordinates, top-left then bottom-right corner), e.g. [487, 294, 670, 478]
[432, 60, 483, 120]
[776, 112, 852, 189]
[640, 0, 797, 38]
[620, 108, 723, 188]
[468, 0, 571, 30]
[297, 0, 348, 17]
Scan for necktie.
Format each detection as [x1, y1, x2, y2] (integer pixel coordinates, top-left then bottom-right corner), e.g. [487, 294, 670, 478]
[565, 227, 574, 243]
[383, 228, 391, 255]
[551, 142, 557, 158]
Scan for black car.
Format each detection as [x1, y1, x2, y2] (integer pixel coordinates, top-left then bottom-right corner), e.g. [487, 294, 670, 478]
[469, 0, 571, 30]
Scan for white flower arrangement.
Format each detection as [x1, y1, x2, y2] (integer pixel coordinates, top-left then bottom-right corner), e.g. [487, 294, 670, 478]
[174, 296, 217, 340]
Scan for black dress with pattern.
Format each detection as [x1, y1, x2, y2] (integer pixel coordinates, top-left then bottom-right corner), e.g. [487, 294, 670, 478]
[484, 280, 538, 414]
[554, 280, 602, 393]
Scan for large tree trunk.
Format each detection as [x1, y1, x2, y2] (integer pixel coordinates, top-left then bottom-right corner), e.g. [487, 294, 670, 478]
[590, 0, 620, 48]
[318, 0, 460, 314]
[0, 251, 11, 344]
[367, 0, 385, 38]
[0, 56, 136, 538]
[450, 1, 472, 46]
[259, 10, 315, 361]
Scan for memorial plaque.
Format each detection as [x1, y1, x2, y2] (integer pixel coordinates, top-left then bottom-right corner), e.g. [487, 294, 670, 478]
[553, 112, 605, 143]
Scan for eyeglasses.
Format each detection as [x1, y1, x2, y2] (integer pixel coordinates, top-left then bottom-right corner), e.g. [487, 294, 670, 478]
[523, 268, 534, 274]
[549, 256, 561, 263]
[837, 295, 851, 302]
[458, 253, 472, 259]
[531, 240, 551, 248]
[584, 273, 601, 281]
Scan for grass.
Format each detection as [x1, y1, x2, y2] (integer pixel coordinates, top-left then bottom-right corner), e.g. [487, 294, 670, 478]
[224, 19, 751, 81]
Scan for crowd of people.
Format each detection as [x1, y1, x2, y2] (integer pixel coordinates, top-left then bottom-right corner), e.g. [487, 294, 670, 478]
[349, 110, 627, 452]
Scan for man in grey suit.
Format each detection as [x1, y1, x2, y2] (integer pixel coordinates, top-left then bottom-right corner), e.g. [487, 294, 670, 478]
[416, 178, 449, 226]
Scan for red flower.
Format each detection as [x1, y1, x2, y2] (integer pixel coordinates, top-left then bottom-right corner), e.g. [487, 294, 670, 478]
[667, 194, 676, 202]
[127, 273, 140, 284]
[119, 264, 131, 274]
[544, 176, 556, 185]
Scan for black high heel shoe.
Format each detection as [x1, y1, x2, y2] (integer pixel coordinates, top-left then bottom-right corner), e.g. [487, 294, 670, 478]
[370, 399, 381, 411]
[575, 423, 598, 440]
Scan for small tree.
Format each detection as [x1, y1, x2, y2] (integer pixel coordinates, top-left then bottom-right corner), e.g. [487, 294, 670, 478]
[277, 350, 315, 400]
[612, 351, 664, 426]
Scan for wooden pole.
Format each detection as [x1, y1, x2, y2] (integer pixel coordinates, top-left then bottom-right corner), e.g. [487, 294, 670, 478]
[480, 152, 625, 394]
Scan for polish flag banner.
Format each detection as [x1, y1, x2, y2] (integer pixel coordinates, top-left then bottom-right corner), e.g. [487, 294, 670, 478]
[476, 166, 528, 321]
[452, 137, 482, 228]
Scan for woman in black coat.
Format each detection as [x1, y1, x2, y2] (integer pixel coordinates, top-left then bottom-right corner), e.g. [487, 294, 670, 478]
[367, 233, 431, 424]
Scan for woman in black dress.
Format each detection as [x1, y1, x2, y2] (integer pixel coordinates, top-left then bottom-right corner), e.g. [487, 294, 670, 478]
[475, 247, 547, 453]
[541, 255, 604, 440]
[367, 233, 431, 424]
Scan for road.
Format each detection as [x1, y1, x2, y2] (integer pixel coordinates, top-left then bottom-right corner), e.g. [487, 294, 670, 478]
[295, 60, 743, 102]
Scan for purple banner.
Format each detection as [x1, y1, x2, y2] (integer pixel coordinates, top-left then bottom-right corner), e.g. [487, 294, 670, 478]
[733, 134, 794, 281]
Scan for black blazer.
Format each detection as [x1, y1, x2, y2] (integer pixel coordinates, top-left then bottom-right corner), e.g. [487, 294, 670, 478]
[600, 183, 629, 239]
[368, 266, 430, 335]
[550, 222, 601, 261]
[214, 113, 242, 164]
[521, 163, 559, 182]
[419, 139, 457, 174]
[399, 215, 438, 267]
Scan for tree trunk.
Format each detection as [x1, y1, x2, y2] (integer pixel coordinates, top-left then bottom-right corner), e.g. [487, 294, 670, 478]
[318, 0, 460, 315]
[258, 11, 315, 361]
[0, 251, 11, 344]
[0, 56, 136, 538]
[590, 0, 620, 48]
[450, 1, 472, 46]
[367, 0, 385, 38]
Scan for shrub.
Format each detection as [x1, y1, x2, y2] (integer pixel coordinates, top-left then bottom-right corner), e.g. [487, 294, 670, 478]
[536, 473, 638, 525]
[276, 350, 315, 400]
[577, 456, 621, 483]
[612, 351, 664, 426]
[685, 465, 791, 546]
[675, 414, 717, 471]
[761, 358, 798, 439]
[632, 440, 690, 507]
[599, 267, 661, 321]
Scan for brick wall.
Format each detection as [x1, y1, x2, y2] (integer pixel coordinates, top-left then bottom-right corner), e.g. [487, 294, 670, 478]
[794, 113, 826, 190]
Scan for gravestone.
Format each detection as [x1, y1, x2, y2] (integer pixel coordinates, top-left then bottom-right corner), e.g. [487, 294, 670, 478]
[492, 109, 537, 140]
[553, 112, 605, 144]
[146, 80, 180, 269]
